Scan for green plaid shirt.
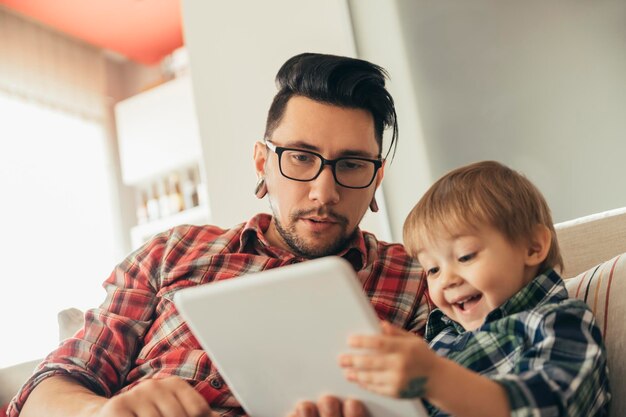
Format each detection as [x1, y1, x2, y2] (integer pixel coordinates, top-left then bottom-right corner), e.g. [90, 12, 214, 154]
[424, 269, 611, 417]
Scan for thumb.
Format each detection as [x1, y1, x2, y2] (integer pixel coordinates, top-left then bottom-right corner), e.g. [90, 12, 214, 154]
[380, 320, 406, 336]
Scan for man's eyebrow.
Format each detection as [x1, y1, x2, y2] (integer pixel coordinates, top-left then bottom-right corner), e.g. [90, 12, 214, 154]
[282, 140, 379, 159]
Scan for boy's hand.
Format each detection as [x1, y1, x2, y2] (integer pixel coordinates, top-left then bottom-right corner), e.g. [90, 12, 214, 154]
[338, 321, 437, 399]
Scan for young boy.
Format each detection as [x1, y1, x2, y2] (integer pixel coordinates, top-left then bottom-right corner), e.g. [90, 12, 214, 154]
[339, 161, 611, 417]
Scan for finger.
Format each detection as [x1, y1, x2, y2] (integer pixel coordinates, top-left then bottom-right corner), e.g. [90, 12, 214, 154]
[317, 395, 341, 417]
[344, 370, 400, 398]
[296, 400, 319, 417]
[343, 399, 366, 417]
[344, 369, 393, 387]
[131, 402, 162, 417]
[152, 391, 188, 417]
[348, 334, 400, 352]
[358, 383, 399, 398]
[97, 397, 139, 417]
[339, 354, 388, 371]
[380, 321, 406, 336]
[169, 378, 213, 416]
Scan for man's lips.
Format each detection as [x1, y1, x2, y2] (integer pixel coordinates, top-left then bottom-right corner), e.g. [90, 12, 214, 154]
[298, 215, 345, 233]
[302, 216, 338, 223]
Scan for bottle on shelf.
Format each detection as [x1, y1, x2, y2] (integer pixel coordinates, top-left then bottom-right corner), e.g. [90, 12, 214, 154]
[168, 173, 184, 214]
[194, 165, 208, 208]
[146, 183, 160, 221]
[136, 189, 149, 224]
[129, 163, 211, 250]
[158, 179, 171, 218]
[184, 167, 200, 209]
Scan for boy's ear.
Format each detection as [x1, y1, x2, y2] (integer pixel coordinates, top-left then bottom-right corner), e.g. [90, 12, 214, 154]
[524, 224, 552, 267]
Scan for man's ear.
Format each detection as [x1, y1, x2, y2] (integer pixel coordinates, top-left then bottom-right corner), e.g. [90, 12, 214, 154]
[524, 224, 552, 267]
[374, 159, 386, 188]
[253, 141, 267, 176]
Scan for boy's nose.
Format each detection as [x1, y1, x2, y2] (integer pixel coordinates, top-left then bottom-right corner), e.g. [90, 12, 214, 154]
[441, 268, 462, 289]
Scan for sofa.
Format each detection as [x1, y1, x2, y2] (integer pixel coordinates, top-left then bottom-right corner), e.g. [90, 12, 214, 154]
[558, 207, 626, 416]
[1, 207, 625, 415]
[0, 308, 85, 412]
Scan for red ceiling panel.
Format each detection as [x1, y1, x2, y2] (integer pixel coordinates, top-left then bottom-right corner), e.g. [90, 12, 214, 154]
[0, 0, 183, 65]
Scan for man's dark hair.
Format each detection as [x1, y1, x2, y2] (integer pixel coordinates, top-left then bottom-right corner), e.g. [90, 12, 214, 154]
[264, 53, 398, 160]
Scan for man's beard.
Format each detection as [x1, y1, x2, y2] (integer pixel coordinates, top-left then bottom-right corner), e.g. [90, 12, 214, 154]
[270, 205, 357, 258]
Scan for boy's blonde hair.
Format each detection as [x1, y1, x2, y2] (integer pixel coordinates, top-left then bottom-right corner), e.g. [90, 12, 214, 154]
[403, 161, 563, 273]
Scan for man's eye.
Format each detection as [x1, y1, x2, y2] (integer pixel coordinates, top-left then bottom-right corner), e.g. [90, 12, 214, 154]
[458, 253, 475, 263]
[290, 153, 314, 163]
[338, 159, 366, 170]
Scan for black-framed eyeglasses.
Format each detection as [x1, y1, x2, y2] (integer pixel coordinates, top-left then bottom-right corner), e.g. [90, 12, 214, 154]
[265, 141, 382, 189]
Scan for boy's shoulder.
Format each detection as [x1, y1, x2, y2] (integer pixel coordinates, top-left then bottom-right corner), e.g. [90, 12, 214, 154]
[513, 269, 593, 321]
[530, 296, 593, 321]
[514, 295, 600, 343]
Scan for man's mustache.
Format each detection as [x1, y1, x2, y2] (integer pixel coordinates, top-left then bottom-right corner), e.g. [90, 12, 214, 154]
[292, 208, 348, 226]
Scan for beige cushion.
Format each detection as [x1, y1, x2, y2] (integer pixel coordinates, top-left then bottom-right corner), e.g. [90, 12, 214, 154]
[564, 253, 626, 417]
[556, 207, 626, 277]
[57, 307, 85, 341]
[0, 308, 84, 406]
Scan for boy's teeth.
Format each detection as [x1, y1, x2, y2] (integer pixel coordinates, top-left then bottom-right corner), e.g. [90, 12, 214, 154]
[456, 295, 477, 310]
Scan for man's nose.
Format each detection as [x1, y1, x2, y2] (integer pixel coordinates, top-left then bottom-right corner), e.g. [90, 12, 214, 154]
[308, 165, 340, 205]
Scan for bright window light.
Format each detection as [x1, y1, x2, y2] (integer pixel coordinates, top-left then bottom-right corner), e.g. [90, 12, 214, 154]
[0, 92, 119, 368]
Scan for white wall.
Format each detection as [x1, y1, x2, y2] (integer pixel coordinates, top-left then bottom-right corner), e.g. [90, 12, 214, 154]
[182, 0, 626, 242]
[347, 0, 433, 241]
[392, 0, 626, 223]
[181, 0, 393, 239]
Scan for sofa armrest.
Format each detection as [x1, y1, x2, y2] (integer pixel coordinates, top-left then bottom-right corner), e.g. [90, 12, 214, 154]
[556, 207, 626, 278]
[0, 359, 41, 406]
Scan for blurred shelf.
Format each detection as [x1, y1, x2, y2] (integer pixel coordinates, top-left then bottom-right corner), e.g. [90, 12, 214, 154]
[130, 204, 210, 250]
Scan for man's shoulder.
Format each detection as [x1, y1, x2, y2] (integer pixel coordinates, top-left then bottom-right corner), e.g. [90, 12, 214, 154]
[169, 222, 238, 241]
[361, 231, 421, 271]
[132, 221, 246, 261]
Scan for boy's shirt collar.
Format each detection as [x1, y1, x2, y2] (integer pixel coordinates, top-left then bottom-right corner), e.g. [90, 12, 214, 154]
[425, 269, 567, 339]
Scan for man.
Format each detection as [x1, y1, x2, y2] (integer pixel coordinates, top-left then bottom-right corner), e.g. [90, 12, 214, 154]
[11, 53, 427, 417]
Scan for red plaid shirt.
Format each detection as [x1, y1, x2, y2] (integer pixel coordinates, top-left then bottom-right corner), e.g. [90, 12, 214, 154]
[9, 214, 427, 417]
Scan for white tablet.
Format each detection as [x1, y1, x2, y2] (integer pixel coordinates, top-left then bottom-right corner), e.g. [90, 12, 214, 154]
[173, 256, 427, 417]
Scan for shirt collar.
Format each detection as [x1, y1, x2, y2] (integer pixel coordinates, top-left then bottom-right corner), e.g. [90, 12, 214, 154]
[238, 213, 367, 270]
[490, 268, 567, 319]
[425, 269, 567, 340]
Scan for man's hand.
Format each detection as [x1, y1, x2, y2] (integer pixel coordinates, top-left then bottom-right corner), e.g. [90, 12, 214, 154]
[94, 376, 215, 417]
[288, 396, 366, 417]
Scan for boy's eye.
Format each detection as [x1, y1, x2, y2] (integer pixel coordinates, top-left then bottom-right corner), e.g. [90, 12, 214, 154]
[426, 267, 440, 276]
[458, 253, 475, 263]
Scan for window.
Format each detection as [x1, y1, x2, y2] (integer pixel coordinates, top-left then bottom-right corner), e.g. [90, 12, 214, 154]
[0, 92, 119, 367]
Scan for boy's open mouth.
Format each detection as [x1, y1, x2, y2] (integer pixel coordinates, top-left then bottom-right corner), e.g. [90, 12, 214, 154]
[454, 294, 482, 311]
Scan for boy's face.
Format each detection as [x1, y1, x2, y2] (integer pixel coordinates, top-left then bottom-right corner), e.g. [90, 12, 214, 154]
[417, 225, 539, 331]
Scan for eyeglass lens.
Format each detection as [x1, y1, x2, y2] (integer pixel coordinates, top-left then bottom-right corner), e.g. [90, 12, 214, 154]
[279, 149, 376, 188]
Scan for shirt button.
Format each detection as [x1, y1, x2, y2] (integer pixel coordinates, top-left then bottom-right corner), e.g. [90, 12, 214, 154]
[210, 377, 223, 389]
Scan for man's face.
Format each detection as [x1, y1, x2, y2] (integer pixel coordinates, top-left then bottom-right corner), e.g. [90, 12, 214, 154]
[254, 96, 384, 258]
